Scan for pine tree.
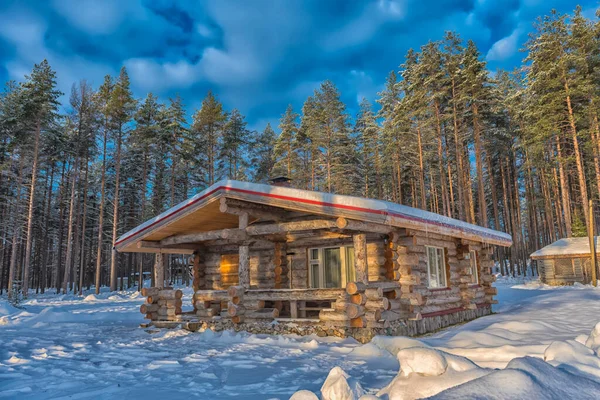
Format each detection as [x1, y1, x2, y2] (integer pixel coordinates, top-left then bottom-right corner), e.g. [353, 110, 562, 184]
[191, 91, 227, 186]
[220, 109, 250, 180]
[273, 105, 299, 179]
[20, 60, 61, 297]
[108, 67, 136, 291]
[252, 123, 276, 182]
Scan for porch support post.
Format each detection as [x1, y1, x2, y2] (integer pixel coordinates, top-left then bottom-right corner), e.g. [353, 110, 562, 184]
[353, 233, 368, 284]
[238, 212, 250, 288]
[154, 253, 165, 288]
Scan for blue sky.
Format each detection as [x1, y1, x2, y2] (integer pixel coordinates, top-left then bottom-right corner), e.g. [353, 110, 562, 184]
[0, 0, 595, 131]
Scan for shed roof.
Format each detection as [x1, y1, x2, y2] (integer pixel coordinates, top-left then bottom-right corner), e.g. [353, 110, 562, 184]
[115, 180, 512, 252]
[530, 237, 600, 259]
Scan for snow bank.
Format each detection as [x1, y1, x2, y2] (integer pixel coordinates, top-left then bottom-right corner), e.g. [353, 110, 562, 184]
[0, 300, 20, 316]
[430, 357, 600, 399]
[377, 346, 490, 400]
[585, 321, 600, 353]
[290, 390, 320, 400]
[370, 336, 429, 357]
[320, 367, 364, 400]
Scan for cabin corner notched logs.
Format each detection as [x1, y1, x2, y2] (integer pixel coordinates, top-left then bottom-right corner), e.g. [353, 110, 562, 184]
[140, 287, 183, 321]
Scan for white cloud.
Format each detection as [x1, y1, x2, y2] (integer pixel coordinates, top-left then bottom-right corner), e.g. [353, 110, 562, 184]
[51, 0, 145, 35]
[486, 28, 521, 61]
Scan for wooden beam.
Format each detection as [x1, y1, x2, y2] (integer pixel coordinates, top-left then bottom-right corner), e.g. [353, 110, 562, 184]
[220, 197, 287, 221]
[136, 240, 197, 254]
[353, 233, 368, 284]
[336, 217, 393, 234]
[154, 253, 165, 288]
[160, 228, 246, 246]
[246, 219, 337, 236]
[239, 212, 250, 288]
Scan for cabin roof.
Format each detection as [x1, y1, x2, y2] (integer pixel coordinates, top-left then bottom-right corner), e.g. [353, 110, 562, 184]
[530, 237, 600, 260]
[115, 180, 512, 252]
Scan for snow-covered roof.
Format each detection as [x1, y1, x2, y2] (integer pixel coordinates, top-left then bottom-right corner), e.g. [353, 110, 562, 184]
[530, 237, 600, 259]
[115, 180, 512, 251]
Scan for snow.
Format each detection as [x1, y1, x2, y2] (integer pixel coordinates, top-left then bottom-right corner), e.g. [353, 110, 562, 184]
[530, 236, 600, 258]
[2, 279, 600, 399]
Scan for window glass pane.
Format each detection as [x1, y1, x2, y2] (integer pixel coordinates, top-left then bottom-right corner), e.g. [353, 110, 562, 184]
[345, 247, 356, 283]
[310, 263, 320, 288]
[427, 247, 439, 288]
[437, 248, 446, 287]
[323, 248, 342, 288]
[470, 250, 478, 284]
[310, 249, 319, 260]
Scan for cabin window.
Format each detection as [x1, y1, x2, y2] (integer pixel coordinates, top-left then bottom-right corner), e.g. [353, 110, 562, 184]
[426, 246, 447, 288]
[308, 246, 355, 288]
[468, 250, 479, 284]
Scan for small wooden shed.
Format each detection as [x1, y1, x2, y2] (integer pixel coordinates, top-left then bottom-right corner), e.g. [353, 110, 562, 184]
[530, 237, 599, 285]
[116, 180, 512, 341]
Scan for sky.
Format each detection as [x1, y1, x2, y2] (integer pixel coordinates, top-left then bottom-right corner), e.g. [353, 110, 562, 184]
[0, 0, 596, 132]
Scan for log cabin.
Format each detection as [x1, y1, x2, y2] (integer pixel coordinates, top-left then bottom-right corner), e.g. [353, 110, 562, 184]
[531, 237, 599, 286]
[115, 179, 512, 342]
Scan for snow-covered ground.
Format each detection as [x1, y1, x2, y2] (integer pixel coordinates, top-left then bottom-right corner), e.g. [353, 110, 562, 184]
[1, 278, 600, 399]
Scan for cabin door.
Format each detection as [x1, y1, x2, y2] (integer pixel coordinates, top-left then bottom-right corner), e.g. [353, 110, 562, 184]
[309, 246, 355, 288]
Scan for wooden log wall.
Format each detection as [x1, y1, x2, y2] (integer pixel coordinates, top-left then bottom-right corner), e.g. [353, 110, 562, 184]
[390, 229, 498, 322]
[320, 281, 405, 328]
[226, 285, 280, 324]
[140, 287, 182, 321]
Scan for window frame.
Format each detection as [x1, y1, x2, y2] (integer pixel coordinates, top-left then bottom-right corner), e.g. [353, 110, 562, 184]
[308, 245, 354, 288]
[426, 245, 447, 289]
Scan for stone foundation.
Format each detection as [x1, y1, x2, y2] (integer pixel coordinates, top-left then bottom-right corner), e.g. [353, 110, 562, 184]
[148, 305, 492, 343]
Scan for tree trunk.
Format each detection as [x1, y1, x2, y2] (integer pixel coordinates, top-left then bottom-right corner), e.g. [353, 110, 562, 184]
[62, 159, 79, 294]
[22, 121, 42, 297]
[109, 128, 123, 291]
[556, 135, 572, 237]
[564, 80, 589, 227]
[472, 103, 487, 227]
[95, 129, 108, 294]
[7, 157, 24, 299]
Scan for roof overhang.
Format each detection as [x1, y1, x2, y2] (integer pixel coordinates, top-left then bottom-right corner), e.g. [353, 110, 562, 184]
[115, 180, 513, 253]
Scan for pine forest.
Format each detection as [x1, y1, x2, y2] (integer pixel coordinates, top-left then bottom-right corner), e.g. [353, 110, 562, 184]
[2, 6, 600, 296]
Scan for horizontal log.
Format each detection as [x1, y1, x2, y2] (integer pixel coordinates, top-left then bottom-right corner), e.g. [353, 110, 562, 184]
[484, 287, 498, 295]
[401, 292, 424, 305]
[334, 301, 364, 319]
[141, 287, 160, 297]
[219, 197, 286, 221]
[365, 298, 390, 311]
[381, 310, 405, 321]
[227, 302, 246, 317]
[246, 308, 279, 319]
[350, 316, 365, 328]
[399, 275, 421, 285]
[158, 290, 183, 300]
[240, 288, 344, 301]
[227, 285, 245, 298]
[161, 229, 246, 246]
[157, 308, 176, 316]
[196, 308, 220, 317]
[350, 293, 367, 305]
[194, 290, 229, 301]
[335, 217, 394, 234]
[140, 304, 158, 314]
[365, 287, 384, 300]
[365, 310, 382, 321]
[158, 299, 182, 307]
[319, 309, 350, 322]
[246, 219, 337, 236]
[346, 282, 367, 295]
